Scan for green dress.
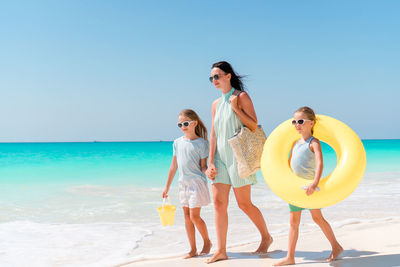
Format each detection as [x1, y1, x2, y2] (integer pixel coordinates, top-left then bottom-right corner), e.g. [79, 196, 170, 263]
[212, 88, 257, 188]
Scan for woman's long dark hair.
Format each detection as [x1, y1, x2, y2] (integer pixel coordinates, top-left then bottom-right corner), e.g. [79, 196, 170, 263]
[212, 61, 245, 91]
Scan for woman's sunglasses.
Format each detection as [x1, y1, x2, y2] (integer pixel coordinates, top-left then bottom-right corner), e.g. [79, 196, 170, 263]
[292, 119, 312, 125]
[209, 74, 221, 83]
[177, 120, 194, 128]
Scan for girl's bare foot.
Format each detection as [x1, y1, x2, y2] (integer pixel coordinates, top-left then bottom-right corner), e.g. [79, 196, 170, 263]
[200, 240, 212, 255]
[273, 257, 295, 266]
[254, 235, 273, 254]
[206, 250, 228, 264]
[184, 250, 198, 259]
[327, 245, 343, 261]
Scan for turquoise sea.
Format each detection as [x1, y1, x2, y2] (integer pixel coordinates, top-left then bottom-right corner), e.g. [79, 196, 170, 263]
[2, 140, 398, 187]
[0, 140, 399, 266]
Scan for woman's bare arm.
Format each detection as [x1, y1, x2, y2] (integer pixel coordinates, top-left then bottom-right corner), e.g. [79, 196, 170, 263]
[230, 91, 258, 131]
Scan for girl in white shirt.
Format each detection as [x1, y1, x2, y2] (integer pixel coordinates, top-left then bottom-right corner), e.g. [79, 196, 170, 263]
[162, 109, 212, 259]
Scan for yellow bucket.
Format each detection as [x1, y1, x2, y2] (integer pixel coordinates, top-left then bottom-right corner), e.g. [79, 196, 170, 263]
[157, 198, 176, 226]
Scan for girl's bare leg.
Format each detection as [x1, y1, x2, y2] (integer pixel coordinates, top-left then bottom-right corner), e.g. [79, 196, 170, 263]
[183, 207, 198, 259]
[273, 211, 301, 266]
[310, 209, 343, 261]
[189, 207, 212, 255]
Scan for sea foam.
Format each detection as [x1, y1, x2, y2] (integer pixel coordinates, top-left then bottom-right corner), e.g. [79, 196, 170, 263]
[0, 221, 152, 267]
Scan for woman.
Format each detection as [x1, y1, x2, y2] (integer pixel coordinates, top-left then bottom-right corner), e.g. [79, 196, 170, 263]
[205, 61, 273, 263]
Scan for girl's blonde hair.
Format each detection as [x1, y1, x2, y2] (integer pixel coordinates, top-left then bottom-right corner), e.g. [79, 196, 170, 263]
[295, 106, 317, 134]
[179, 109, 208, 140]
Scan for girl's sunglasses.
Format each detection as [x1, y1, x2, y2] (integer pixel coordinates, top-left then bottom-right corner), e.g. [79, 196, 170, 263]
[177, 120, 194, 128]
[292, 119, 312, 125]
[209, 74, 221, 83]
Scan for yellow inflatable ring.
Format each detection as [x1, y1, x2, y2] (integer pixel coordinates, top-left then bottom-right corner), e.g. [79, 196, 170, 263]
[261, 115, 366, 209]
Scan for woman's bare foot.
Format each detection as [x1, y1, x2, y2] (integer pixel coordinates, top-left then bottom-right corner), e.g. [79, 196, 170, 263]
[200, 240, 212, 255]
[273, 257, 295, 266]
[327, 245, 343, 261]
[206, 250, 228, 264]
[184, 250, 198, 259]
[254, 235, 273, 254]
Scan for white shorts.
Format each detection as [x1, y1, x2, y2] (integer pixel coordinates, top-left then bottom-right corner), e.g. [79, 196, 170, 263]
[178, 177, 211, 208]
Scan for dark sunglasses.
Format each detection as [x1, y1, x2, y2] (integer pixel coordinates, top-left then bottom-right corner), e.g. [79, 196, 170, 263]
[292, 119, 312, 125]
[177, 120, 194, 128]
[209, 74, 221, 83]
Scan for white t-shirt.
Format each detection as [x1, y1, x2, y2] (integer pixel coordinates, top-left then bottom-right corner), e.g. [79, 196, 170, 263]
[173, 136, 209, 182]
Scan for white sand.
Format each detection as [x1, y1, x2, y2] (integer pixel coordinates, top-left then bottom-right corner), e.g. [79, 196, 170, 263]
[124, 218, 400, 267]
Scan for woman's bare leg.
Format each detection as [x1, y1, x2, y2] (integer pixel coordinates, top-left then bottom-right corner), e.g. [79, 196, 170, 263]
[233, 185, 273, 253]
[207, 183, 231, 263]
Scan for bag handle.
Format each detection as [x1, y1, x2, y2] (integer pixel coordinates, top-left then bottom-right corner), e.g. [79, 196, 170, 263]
[232, 90, 243, 132]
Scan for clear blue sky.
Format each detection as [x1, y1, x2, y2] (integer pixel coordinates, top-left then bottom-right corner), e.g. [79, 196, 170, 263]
[1, 1, 399, 142]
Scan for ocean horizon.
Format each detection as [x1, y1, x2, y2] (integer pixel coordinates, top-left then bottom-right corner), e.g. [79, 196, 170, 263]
[1, 137, 399, 143]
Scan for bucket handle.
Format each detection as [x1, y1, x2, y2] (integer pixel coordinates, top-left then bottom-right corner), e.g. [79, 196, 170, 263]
[162, 197, 171, 211]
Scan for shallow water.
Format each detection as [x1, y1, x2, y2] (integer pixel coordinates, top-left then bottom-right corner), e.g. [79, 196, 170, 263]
[0, 140, 399, 266]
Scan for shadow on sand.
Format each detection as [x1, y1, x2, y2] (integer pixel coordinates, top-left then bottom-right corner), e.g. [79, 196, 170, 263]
[220, 249, 400, 266]
[329, 253, 400, 267]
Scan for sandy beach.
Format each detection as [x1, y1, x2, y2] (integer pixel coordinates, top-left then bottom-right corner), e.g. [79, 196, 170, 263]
[126, 218, 400, 267]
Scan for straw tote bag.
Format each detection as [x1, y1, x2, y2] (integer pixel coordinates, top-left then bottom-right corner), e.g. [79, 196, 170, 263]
[228, 90, 267, 178]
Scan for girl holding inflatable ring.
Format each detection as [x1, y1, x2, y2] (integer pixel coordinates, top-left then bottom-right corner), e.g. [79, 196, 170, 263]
[273, 107, 343, 266]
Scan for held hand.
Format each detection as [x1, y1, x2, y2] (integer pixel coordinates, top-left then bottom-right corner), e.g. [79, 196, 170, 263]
[205, 168, 215, 180]
[206, 163, 217, 180]
[162, 188, 169, 198]
[306, 183, 318, 196]
[229, 95, 239, 112]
